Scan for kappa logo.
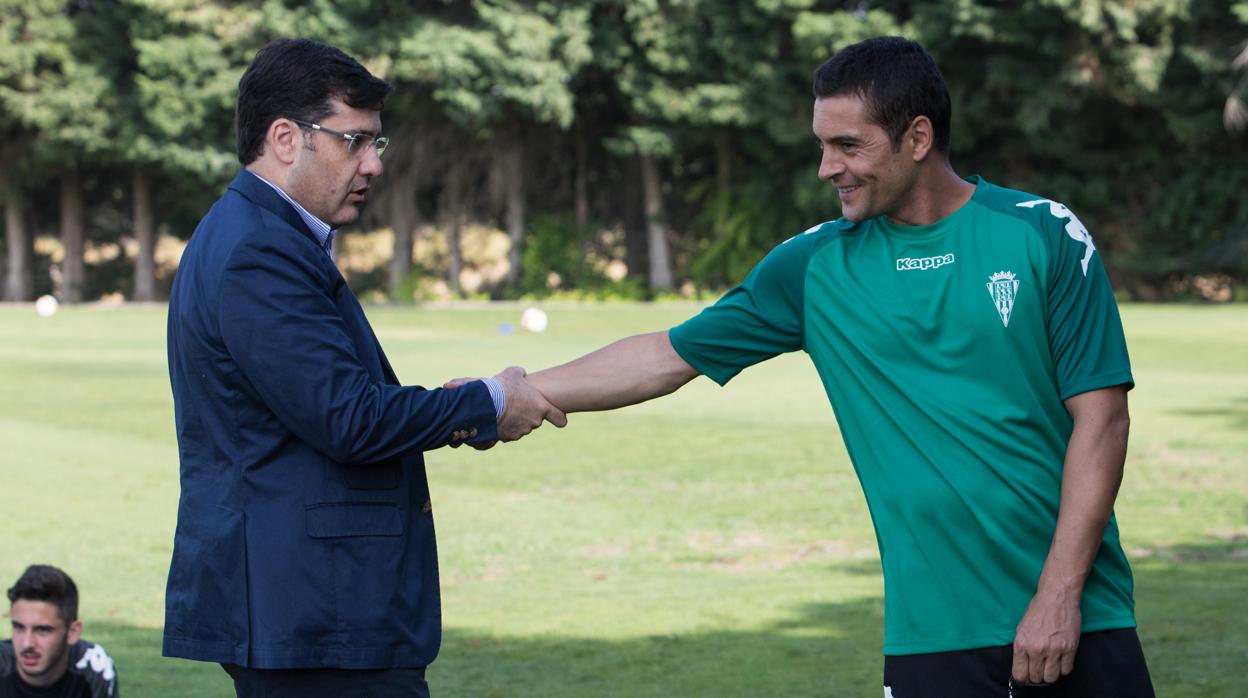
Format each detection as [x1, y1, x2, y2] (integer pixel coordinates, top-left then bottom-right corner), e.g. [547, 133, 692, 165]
[1017, 199, 1097, 276]
[987, 270, 1020, 327]
[896, 253, 955, 271]
[75, 643, 117, 682]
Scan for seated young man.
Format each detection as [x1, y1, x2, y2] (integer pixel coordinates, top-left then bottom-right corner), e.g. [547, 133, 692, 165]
[1, 565, 117, 698]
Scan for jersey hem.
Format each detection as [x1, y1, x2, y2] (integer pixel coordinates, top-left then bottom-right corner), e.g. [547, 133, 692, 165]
[1059, 370, 1135, 402]
[667, 327, 737, 386]
[882, 616, 1138, 656]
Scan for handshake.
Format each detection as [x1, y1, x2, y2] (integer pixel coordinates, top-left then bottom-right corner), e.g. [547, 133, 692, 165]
[442, 331, 698, 449]
[444, 366, 567, 448]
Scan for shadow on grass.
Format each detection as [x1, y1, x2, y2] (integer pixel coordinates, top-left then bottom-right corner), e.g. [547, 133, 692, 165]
[1132, 537, 1248, 695]
[76, 537, 1246, 698]
[434, 596, 886, 698]
[823, 557, 884, 576]
[436, 539, 1247, 697]
[1169, 395, 1248, 430]
[76, 621, 232, 698]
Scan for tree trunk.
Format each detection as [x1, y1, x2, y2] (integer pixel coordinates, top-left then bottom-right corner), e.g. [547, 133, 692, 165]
[503, 142, 525, 288]
[639, 154, 674, 291]
[622, 157, 647, 281]
[388, 176, 417, 300]
[444, 163, 464, 298]
[447, 216, 463, 298]
[574, 124, 590, 231]
[132, 168, 156, 301]
[715, 133, 733, 224]
[60, 168, 86, 303]
[3, 188, 33, 302]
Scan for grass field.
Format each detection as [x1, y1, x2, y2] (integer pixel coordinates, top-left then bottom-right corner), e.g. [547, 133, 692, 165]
[1, 302, 1245, 696]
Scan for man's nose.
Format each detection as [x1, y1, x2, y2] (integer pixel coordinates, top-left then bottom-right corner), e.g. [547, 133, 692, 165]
[818, 151, 844, 181]
[359, 146, 383, 177]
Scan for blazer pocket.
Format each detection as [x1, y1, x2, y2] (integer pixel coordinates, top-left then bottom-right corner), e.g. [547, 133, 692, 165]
[305, 502, 403, 538]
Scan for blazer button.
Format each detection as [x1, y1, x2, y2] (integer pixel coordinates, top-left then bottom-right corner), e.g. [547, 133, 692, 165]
[467, 427, 478, 437]
[421, 499, 432, 513]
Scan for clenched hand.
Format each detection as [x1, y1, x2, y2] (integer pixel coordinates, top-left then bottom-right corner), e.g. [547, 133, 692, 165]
[443, 367, 567, 446]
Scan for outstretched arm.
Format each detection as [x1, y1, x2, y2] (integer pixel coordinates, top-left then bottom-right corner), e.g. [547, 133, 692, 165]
[526, 331, 700, 413]
[1012, 385, 1130, 685]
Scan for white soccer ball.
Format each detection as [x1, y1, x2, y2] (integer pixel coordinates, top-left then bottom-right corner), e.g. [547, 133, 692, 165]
[35, 295, 59, 317]
[520, 307, 548, 333]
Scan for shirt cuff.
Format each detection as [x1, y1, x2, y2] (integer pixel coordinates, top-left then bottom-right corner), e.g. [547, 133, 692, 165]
[480, 377, 505, 420]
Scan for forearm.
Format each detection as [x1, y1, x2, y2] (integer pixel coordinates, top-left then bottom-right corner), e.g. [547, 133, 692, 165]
[527, 331, 699, 413]
[1035, 387, 1131, 600]
[1011, 387, 1130, 682]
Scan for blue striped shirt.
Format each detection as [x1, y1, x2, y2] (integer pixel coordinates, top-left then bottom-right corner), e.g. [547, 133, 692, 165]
[244, 169, 505, 420]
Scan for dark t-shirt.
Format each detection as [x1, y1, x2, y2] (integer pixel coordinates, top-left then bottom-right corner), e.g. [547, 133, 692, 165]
[1, 670, 93, 698]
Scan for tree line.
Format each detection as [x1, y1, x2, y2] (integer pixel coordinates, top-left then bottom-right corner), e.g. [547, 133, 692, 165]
[2, 0, 1246, 304]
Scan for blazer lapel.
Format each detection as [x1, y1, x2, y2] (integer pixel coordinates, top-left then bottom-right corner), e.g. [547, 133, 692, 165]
[228, 170, 321, 249]
[227, 170, 400, 385]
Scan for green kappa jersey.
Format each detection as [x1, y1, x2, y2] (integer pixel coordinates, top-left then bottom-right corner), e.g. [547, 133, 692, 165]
[669, 177, 1136, 655]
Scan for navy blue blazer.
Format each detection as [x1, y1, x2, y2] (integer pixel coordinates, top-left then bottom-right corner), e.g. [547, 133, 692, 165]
[164, 170, 497, 669]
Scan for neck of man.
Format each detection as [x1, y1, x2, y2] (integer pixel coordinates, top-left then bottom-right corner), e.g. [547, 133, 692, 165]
[245, 159, 289, 194]
[886, 158, 975, 227]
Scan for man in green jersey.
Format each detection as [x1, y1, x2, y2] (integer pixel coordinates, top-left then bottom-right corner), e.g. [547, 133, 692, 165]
[459, 36, 1152, 696]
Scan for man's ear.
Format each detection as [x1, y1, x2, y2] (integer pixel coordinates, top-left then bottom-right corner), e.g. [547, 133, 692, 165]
[67, 619, 82, 645]
[268, 119, 302, 165]
[907, 115, 935, 162]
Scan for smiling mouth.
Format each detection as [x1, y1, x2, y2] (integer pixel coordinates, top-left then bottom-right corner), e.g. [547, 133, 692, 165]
[837, 185, 860, 196]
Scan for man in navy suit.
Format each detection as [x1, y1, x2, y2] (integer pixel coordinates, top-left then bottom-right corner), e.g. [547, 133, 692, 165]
[164, 39, 565, 697]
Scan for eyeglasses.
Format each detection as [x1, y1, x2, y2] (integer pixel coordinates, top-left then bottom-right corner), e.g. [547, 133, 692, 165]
[289, 118, 389, 157]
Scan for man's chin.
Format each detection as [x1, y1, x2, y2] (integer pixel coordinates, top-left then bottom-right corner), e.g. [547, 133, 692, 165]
[17, 662, 52, 681]
[839, 206, 866, 222]
[329, 206, 360, 228]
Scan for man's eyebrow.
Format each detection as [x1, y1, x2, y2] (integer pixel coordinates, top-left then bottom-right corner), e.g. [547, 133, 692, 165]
[823, 135, 862, 145]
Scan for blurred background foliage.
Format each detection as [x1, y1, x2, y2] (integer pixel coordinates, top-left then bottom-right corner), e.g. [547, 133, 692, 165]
[1, 0, 1245, 303]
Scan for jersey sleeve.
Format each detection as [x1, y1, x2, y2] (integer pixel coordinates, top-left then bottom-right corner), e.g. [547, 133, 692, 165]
[71, 641, 118, 698]
[669, 231, 818, 385]
[0, 640, 13, 677]
[1042, 203, 1134, 400]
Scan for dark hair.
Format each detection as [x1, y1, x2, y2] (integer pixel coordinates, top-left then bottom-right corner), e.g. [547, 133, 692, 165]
[236, 38, 393, 165]
[812, 36, 951, 154]
[7, 565, 78, 623]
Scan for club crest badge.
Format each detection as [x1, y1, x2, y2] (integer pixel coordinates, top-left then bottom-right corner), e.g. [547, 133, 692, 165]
[986, 271, 1020, 327]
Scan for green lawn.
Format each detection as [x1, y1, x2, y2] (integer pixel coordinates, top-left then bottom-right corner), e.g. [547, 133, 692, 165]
[1, 303, 1245, 696]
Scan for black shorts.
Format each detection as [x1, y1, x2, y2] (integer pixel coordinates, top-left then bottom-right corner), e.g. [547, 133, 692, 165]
[882, 628, 1154, 698]
[222, 664, 429, 698]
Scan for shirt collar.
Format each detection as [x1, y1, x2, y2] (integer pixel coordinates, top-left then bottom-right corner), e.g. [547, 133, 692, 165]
[246, 170, 335, 256]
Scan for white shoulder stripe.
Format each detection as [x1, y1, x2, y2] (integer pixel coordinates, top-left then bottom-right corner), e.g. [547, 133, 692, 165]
[1017, 199, 1097, 276]
[781, 220, 835, 246]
